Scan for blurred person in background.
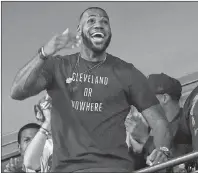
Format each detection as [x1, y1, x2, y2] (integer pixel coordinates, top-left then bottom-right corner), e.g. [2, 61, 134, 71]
[4, 123, 40, 172]
[175, 85, 198, 172]
[146, 73, 183, 156]
[126, 73, 191, 172]
[146, 73, 188, 172]
[23, 94, 53, 172]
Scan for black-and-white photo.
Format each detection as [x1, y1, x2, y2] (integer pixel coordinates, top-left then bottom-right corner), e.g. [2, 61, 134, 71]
[2, 1, 198, 172]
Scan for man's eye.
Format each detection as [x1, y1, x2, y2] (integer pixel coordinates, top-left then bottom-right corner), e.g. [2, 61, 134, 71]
[24, 139, 30, 142]
[87, 18, 95, 24]
[103, 20, 109, 25]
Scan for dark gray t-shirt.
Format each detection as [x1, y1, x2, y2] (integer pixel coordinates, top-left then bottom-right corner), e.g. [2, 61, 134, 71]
[41, 53, 159, 172]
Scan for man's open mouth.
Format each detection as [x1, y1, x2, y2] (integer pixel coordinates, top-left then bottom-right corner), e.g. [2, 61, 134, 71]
[91, 32, 105, 42]
[91, 32, 104, 38]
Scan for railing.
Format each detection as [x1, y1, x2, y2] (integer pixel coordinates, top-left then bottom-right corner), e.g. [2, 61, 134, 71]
[182, 79, 198, 87]
[134, 151, 198, 173]
[2, 77, 198, 163]
[2, 140, 17, 147]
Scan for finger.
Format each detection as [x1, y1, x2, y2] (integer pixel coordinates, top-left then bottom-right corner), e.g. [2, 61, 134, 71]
[146, 158, 153, 166]
[59, 34, 78, 44]
[10, 158, 14, 165]
[72, 42, 81, 49]
[45, 94, 50, 100]
[148, 149, 157, 162]
[62, 28, 69, 35]
[157, 155, 167, 164]
[75, 40, 81, 47]
[59, 32, 78, 43]
[41, 99, 51, 109]
[153, 151, 164, 165]
[125, 132, 130, 148]
[76, 43, 80, 48]
[6, 163, 10, 169]
[71, 43, 79, 49]
[55, 39, 72, 49]
[129, 135, 144, 153]
[14, 158, 18, 165]
[56, 37, 78, 50]
[42, 102, 51, 109]
[50, 34, 59, 43]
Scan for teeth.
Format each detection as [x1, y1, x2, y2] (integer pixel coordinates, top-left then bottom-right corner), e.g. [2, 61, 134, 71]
[92, 32, 104, 38]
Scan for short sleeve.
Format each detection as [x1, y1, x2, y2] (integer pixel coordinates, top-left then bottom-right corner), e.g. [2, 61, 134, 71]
[127, 66, 159, 112]
[38, 56, 59, 89]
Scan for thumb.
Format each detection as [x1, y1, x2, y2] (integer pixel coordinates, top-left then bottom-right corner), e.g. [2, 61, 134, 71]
[45, 94, 50, 100]
[62, 28, 69, 35]
[148, 149, 157, 161]
[126, 131, 132, 149]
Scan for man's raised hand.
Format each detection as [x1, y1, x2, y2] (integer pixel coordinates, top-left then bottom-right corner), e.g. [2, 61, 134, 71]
[43, 28, 81, 56]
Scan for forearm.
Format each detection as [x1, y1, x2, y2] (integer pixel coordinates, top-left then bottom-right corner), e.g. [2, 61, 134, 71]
[142, 104, 172, 149]
[152, 119, 171, 148]
[23, 124, 50, 170]
[11, 54, 46, 100]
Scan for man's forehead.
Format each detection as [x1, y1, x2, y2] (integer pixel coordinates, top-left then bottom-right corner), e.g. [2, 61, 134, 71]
[21, 128, 38, 137]
[82, 9, 109, 19]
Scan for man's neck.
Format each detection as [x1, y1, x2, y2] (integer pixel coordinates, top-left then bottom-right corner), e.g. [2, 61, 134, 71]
[164, 102, 180, 122]
[80, 45, 106, 62]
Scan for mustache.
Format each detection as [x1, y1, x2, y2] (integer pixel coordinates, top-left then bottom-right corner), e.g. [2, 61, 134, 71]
[81, 31, 112, 52]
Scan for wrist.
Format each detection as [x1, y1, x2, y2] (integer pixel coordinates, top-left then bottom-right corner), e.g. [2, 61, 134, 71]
[41, 122, 51, 131]
[39, 127, 50, 138]
[159, 146, 171, 158]
[38, 46, 49, 60]
[42, 45, 55, 57]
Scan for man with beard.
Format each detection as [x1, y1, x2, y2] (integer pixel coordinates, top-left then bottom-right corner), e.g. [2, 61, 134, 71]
[11, 7, 172, 172]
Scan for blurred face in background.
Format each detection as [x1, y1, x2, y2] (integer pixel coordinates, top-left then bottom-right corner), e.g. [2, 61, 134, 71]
[19, 128, 39, 156]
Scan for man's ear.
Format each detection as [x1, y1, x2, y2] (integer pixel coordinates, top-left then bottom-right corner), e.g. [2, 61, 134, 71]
[163, 93, 171, 104]
[18, 143, 21, 151]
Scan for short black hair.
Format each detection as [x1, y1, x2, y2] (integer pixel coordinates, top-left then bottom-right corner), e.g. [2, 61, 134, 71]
[18, 123, 40, 144]
[148, 73, 182, 102]
[79, 7, 109, 21]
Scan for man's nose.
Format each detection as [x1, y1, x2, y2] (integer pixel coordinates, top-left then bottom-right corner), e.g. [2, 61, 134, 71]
[94, 20, 104, 29]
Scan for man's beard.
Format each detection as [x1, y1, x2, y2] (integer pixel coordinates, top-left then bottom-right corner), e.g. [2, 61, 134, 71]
[81, 32, 111, 53]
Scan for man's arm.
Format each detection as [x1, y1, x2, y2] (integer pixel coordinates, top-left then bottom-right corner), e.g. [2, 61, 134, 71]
[24, 95, 52, 170]
[24, 122, 50, 170]
[124, 65, 172, 149]
[142, 104, 172, 149]
[123, 65, 172, 165]
[10, 55, 50, 100]
[10, 28, 80, 100]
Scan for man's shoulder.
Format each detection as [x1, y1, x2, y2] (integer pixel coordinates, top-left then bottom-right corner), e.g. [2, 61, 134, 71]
[107, 53, 135, 70]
